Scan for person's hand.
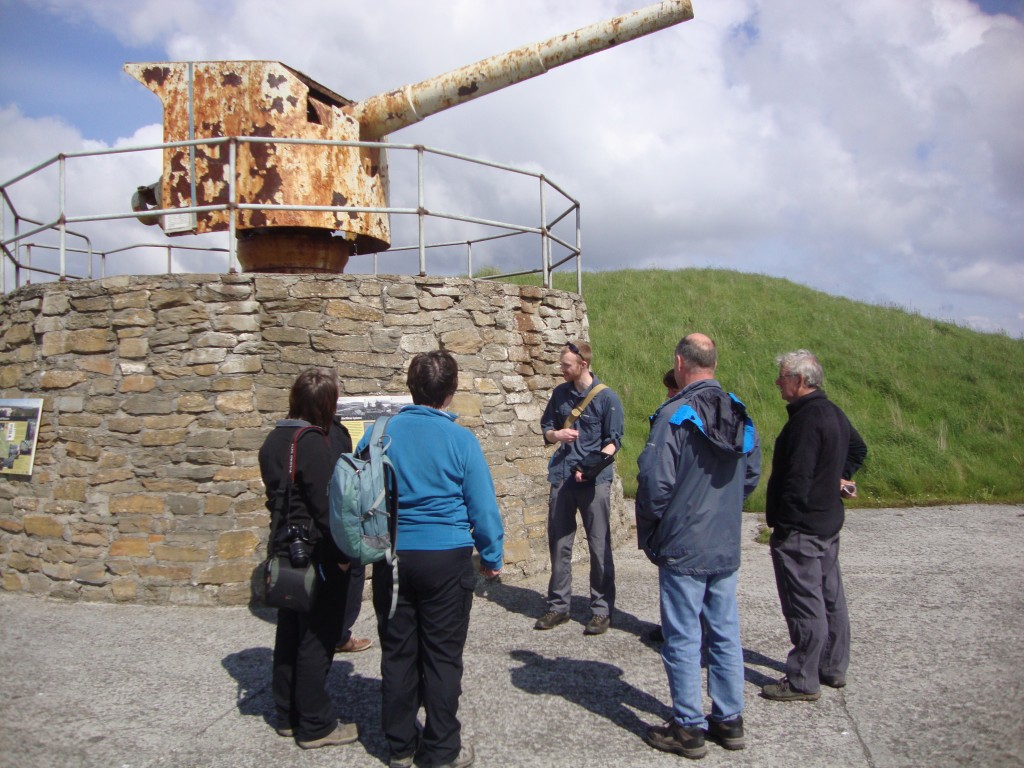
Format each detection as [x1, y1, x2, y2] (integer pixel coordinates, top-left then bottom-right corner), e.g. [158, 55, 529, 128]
[338, 561, 351, 572]
[481, 567, 502, 582]
[840, 479, 857, 498]
[555, 428, 579, 443]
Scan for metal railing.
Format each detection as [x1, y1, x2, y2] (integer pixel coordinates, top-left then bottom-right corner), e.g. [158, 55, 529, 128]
[1, 136, 582, 295]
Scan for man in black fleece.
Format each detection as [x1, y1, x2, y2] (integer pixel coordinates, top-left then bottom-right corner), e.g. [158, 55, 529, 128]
[763, 350, 867, 701]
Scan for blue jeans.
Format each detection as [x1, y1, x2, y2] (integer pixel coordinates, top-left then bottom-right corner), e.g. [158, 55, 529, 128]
[659, 568, 745, 729]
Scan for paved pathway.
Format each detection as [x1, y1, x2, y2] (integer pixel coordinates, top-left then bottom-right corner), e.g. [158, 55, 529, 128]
[2, 505, 1022, 767]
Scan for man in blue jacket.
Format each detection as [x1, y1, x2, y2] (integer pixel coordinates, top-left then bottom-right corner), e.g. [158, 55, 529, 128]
[637, 333, 761, 759]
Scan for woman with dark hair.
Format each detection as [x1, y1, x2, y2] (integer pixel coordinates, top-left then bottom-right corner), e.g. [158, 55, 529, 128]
[258, 367, 359, 750]
[370, 350, 504, 768]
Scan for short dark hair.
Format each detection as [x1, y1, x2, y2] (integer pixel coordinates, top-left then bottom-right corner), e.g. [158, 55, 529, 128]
[288, 367, 339, 431]
[407, 350, 459, 407]
[662, 369, 677, 390]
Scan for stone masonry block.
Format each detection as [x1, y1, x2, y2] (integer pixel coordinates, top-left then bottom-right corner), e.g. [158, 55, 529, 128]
[109, 537, 152, 558]
[23, 515, 64, 538]
[40, 370, 88, 389]
[153, 544, 210, 562]
[196, 562, 253, 585]
[216, 530, 259, 560]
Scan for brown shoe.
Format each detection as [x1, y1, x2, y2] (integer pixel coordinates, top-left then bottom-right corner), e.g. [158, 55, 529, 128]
[533, 611, 569, 630]
[762, 676, 820, 701]
[297, 721, 358, 749]
[645, 721, 707, 759]
[584, 614, 611, 635]
[335, 636, 373, 653]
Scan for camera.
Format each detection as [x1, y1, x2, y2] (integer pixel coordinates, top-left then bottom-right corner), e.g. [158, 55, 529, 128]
[285, 524, 312, 567]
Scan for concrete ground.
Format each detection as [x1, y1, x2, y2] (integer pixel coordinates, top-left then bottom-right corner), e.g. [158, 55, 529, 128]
[1, 504, 1023, 768]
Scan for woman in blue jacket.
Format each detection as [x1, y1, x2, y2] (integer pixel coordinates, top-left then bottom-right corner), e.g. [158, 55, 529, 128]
[371, 350, 503, 768]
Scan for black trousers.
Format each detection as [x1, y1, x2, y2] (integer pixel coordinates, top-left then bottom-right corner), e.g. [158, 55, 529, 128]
[339, 563, 366, 645]
[272, 561, 354, 741]
[373, 548, 475, 765]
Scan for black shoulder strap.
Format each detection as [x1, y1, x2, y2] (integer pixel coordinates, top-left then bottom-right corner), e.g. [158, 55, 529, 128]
[268, 425, 325, 555]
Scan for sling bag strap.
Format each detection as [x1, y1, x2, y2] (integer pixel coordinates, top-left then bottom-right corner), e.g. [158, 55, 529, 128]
[562, 383, 608, 430]
[267, 424, 326, 557]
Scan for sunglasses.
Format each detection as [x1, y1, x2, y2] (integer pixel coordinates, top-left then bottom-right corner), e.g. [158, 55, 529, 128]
[565, 342, 581, 355]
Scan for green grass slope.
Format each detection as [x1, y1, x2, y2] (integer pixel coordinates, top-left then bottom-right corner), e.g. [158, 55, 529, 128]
[534, 268, 1024, 509]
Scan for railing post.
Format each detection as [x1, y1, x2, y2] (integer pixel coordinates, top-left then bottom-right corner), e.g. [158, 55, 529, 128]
[228, 138, 238, 273]
[0, 198, 5, 294]
[417, 146, 426, 277]
[575, 203, 582, 295]
[466, 241, 473, 278]
[540, 176, 549, 288]
[58, 154, 67, 281]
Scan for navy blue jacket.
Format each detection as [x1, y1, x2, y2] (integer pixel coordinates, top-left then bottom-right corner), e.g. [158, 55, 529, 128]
[635, 379, 761, 574]
[541, 373, 624, 486]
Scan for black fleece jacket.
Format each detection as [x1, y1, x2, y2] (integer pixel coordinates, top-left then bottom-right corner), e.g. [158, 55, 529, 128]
[765, 390, 867, 538]
[258, 418, 352, 564]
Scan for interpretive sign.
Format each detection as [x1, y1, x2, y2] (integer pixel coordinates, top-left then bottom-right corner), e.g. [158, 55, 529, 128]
[336, 395, 412, 445]
[0, 398, 43, 476]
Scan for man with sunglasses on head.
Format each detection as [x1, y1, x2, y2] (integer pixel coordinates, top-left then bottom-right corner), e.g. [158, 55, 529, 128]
[536, 340, 624, 636]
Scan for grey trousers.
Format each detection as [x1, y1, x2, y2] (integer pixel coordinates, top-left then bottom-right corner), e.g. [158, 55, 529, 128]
[545, 480, 615, 617]
[770, 528, 850, 693]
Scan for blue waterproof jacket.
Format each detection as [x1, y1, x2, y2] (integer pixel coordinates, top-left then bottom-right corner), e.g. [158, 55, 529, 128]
[635, 379, 761, 574]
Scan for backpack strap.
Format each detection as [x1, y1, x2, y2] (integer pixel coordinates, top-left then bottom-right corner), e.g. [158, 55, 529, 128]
[367, 416, 401, 619]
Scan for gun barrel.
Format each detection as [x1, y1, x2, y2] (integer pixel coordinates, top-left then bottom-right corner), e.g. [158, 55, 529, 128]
[353, 0, 693, 139]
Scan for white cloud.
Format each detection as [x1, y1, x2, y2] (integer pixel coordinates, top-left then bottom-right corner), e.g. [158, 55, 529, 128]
[2, 0, 1022, 335]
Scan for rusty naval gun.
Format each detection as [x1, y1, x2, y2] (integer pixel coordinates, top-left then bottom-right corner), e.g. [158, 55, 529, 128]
[126, 0, 693, 273]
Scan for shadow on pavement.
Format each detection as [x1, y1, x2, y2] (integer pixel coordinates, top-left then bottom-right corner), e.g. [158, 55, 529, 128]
[509, 648, 673, 741]
[221, 647, 388, 763]
[474, 576, 656, 641]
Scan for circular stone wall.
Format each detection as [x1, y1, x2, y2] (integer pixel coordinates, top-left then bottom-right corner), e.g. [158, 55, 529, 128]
[0, 273, 629, 605]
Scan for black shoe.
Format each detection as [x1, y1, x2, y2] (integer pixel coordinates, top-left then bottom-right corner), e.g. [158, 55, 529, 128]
[707, 716, 745, 750]
[645, 721, 707, 759]
[584, 614, 610, 635]
[820, 672, 847, 688]
[534, 610, 569, 630]
[762, 676, 821, 702]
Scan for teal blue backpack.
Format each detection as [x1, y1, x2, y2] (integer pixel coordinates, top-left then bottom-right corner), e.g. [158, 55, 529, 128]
[328, 416, 399, 615]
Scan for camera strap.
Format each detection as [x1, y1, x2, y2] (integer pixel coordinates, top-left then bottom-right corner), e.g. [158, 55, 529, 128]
[268, 425, 326, 557]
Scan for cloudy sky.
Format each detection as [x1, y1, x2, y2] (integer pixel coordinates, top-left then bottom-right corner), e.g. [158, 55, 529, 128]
[2, 0, 1023, 336]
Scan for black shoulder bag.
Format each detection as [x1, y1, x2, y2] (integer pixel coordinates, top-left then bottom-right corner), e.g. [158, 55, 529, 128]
[261, 425, 323, 612]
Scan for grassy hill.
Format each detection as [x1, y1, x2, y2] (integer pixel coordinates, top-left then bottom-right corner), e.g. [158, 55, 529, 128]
[524, 268, 1024, 510]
